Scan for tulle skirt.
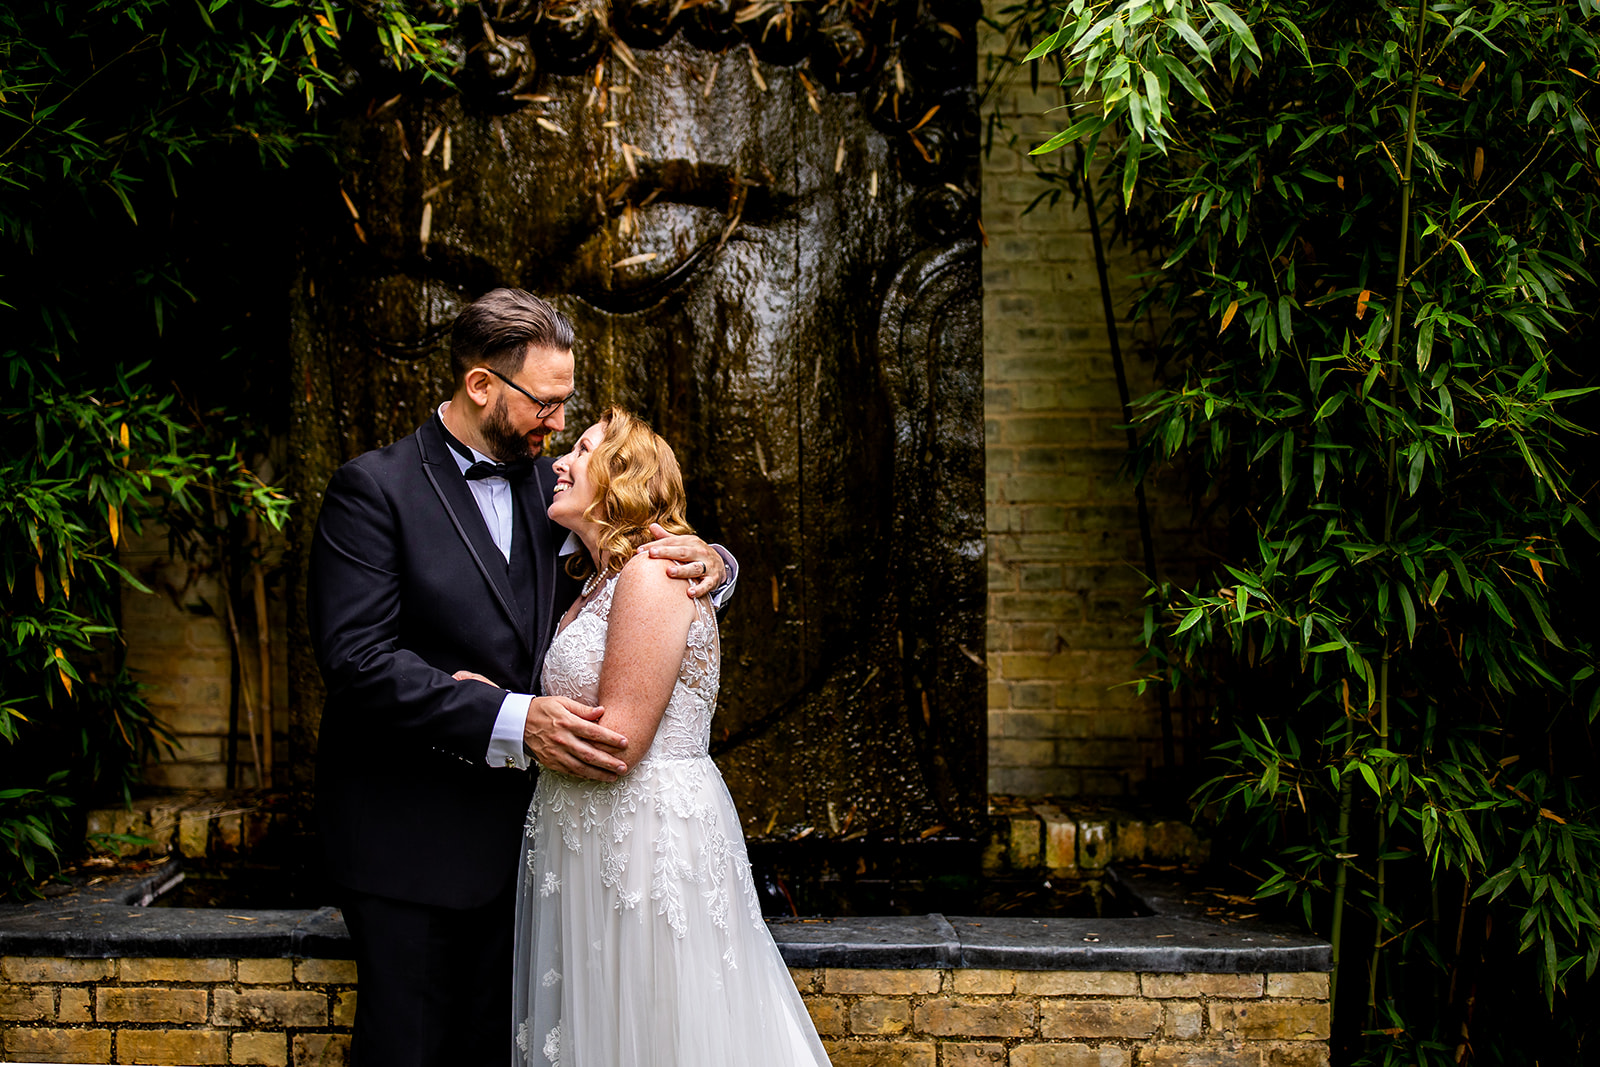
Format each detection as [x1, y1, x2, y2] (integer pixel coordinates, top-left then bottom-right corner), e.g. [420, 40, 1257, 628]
[512, 754, 830, 1067]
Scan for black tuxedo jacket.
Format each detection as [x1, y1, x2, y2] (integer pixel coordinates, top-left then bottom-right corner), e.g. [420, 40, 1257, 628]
[309, 417, 580, 909]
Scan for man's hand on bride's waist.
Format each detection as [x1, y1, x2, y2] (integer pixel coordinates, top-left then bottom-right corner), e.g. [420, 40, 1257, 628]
[523, 695, 629, 781]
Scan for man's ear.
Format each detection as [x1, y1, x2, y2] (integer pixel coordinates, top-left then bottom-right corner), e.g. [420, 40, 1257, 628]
[460, 366, 494, 408]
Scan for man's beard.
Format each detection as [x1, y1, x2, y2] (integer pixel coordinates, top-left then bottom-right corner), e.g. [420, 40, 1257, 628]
[481, 396, 540, 462]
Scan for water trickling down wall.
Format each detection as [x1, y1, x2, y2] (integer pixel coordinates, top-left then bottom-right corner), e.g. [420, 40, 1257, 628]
[286, 0, 986, 844]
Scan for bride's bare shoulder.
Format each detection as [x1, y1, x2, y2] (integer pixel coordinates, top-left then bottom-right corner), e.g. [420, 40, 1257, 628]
[611, 551, 696, 619]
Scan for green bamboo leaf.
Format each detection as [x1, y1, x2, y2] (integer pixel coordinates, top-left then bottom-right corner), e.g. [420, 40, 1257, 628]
[1449, 238, 1479, 276]
[1176, 606, 1205, 633]
[1480, 583, 1515, 626]
[1121, 141, 1141, 206]
[1397, 581, 1417, 646]
[1517, 585, 1567, 650]
[1029, 115, 1103, 156]
[1568, 504, 1600, 543]
[105, 181, 138, 225]
[1172, 17, 1215, 66]
[1166, 58, 1213, 108]
[1022, 28, 1064, 62]
[1205, 1, 1261, 58]
[1416, 316, 1435, 370]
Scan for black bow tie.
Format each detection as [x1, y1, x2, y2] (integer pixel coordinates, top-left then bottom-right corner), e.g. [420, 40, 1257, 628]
[463, 458, 534, 482]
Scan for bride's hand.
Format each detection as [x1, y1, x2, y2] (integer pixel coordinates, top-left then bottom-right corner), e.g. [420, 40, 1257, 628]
[639, 523, 725, 598]
[523, 695, 629, 781]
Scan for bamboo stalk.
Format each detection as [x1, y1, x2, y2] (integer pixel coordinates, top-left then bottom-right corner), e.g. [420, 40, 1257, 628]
[1368, 0, 1431, 1031]
[1368, 647, 1391, 1024]
[211, 492, 264, 790]
[248, 512, 272, 789]
[1329, 732, 1356, 1008]
[1075, 141, 1177, 773]
[220, 575, 265, 790]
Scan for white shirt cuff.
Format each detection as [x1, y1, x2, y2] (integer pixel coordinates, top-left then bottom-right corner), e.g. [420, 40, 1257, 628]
[709, 545, 738, 611]
[487, 692, 532, 770]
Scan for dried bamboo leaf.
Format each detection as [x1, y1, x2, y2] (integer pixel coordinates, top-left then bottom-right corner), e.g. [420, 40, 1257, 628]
[611, 39, 642, 76]
[748, 47, 767, 92]
[798, 71, 821, 113]
[422, 126, 443, 156]
[1219, 298, 1239, 333]
[910, 103, 940, 131]
[443, 128, 453, 171]
[536, 117, 569, 136]
[420, 202, 433, 244]
[612, 252, 658, 268]
[834, 136, 846, 174]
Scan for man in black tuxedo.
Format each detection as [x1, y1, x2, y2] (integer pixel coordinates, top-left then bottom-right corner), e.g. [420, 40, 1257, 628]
[308, 289, 730, 1067]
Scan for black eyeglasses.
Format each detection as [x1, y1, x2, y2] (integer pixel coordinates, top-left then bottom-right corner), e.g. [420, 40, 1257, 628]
[487, 368, 575, 418]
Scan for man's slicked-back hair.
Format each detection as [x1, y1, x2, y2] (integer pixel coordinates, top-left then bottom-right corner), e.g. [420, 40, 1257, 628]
[450, 288, 575, 381]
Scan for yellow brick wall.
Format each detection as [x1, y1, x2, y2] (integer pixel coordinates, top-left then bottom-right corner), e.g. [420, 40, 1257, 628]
[0, 955, 355, 1065]
[0, 958, 1327, 1066]
[119, 522, 288, 791]
[978, 8, 1206, 798]
[792, 967, 1328, 1066]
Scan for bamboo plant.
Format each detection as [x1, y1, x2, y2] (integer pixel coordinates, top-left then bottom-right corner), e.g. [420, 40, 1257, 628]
[1011, 0, 1600, 1060]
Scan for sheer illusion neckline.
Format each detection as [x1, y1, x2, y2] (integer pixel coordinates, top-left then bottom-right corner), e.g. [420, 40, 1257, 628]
[555, 568, 619, 639]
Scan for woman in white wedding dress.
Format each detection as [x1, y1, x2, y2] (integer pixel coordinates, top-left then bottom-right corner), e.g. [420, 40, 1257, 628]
[512, 408, 831, 1067]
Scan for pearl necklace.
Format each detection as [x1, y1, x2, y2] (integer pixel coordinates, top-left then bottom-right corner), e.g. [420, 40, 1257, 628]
[581, 568, 608, 598]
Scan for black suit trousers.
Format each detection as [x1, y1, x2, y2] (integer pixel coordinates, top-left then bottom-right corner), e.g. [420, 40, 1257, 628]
[340, 880, 517, 1067]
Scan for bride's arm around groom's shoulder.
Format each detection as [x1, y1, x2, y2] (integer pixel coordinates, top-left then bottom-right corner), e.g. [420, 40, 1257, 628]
[594, 552, 700, 771]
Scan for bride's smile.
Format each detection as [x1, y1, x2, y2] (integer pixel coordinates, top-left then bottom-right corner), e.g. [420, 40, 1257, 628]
[548, 422, 606, 535]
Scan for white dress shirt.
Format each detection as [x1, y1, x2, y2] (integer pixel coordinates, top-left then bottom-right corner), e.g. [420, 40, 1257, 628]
[434, 403, 738, 772]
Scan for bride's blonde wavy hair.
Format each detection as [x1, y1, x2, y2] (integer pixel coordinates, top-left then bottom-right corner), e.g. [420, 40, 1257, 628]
[564, 407, 694, 581]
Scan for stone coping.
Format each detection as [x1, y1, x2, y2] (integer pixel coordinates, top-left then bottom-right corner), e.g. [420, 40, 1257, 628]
[0, 866, 1330, 974]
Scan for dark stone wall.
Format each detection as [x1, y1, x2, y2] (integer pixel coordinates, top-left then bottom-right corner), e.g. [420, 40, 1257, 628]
[287, 0, 984, 843]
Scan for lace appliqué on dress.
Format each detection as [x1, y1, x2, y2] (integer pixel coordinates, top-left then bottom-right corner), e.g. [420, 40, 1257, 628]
[536, 576, 762, 947]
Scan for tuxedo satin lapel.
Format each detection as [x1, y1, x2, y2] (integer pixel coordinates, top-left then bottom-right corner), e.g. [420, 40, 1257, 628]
[523, 460, 560, 672]
[416, 420, 530, 643]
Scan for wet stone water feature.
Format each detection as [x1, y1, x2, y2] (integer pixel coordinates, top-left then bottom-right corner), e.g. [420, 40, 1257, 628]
[287, 0, 987, 851]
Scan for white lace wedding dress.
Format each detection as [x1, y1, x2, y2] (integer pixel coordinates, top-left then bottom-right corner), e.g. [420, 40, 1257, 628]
[512, 572, 831, 1067]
